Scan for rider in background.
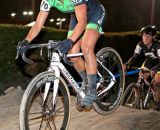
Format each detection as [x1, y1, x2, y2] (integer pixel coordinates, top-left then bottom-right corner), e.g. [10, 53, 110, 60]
[124, 25, 160, 111]
[17, 0, 107, 108]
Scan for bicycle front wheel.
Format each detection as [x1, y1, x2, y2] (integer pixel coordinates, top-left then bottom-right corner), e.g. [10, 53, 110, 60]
[94, 47, 125, 115]
[20, 71, 70, 130]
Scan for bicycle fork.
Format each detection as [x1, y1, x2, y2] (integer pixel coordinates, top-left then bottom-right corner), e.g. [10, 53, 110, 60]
[43, 66, 60, 108]
[143, 87, 152, 108]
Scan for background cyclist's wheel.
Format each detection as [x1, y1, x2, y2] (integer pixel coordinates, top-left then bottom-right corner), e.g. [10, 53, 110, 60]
[93, 47, 125, 115]
[122, 83, 141, 109]
[20, 71, 70, 130]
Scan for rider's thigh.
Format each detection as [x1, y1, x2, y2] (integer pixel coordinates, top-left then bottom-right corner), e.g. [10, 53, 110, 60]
[81, 29, 100, 53]
[153, 72, 160, 87]
[69, 39, 82, 54]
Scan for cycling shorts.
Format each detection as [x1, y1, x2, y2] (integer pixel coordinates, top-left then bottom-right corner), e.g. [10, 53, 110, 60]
[67, 4, 106, 37]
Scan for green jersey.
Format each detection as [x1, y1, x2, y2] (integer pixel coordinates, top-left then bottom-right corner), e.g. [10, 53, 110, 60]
[40, 0, 96, 13]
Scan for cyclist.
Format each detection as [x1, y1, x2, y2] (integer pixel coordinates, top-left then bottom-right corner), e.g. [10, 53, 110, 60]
[17, 0, 106, 107]
[124, 25, 160, 111]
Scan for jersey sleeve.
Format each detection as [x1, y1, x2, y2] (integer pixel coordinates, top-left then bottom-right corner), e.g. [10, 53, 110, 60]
[72, 0, 87, 6]
[134, 42, 142, 54]
[157, 48, 160, 58]
[125, 42, 142, 66]
[40, 0, 51, 12]
[151, 44, 160, 72]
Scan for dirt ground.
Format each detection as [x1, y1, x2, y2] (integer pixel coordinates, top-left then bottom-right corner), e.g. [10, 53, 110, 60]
[0, 87, 160, 130]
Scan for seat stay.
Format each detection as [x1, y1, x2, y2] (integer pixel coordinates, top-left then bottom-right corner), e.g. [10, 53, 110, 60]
[96, 59, 116, 96]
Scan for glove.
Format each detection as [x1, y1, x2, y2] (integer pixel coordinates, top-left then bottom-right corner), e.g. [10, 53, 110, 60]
[124, 63, 130, 70]
[55, 39, 73, 54]
[151, 69, 156, 77]
[17, 40, 29, 55]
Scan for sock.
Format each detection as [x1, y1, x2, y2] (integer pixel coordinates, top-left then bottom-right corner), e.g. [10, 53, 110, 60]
[78, 71, 88, 84]
[87, 74, 97, 89]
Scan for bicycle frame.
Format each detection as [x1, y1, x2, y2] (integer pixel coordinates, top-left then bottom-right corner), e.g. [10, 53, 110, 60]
[43, 51, 116, 107]
[136, 70, 152, 109]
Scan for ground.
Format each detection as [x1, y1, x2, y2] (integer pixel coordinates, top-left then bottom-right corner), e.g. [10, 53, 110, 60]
[0, 87, 160, 130]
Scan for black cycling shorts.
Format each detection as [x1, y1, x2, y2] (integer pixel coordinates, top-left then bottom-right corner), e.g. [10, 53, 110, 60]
[67, 4, 106, 37]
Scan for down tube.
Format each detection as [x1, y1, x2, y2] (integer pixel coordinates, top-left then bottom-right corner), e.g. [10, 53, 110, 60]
[59, 63, 85, 99]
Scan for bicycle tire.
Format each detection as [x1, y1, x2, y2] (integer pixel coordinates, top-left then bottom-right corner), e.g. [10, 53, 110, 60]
[94, 47, 125, 115]
[20, 71, 70, 130]
[121, 83, 140, 109]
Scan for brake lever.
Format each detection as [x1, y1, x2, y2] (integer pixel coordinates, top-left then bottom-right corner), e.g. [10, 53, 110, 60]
[22, 53, 33, 64]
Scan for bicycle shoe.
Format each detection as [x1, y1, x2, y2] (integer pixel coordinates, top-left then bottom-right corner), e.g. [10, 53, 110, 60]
[76, 82, 87, 112]
[76, 94, 87, 112]
[80, 88, 97, 107]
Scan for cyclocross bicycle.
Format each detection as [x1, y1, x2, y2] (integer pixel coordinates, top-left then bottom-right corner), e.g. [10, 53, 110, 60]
[17, 40, 125, 130]
[122, 66, 154, 109]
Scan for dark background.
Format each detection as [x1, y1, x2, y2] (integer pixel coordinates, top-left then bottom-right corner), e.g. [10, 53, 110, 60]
[0, 0, 160, 32]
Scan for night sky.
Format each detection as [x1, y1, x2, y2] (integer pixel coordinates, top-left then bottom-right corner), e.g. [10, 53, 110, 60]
[0, 0, 160, 32]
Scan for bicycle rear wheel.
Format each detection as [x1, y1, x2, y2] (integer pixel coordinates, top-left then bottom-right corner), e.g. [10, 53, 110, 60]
[122, 83, 140, 109]
[94, 47, 125, 115]
[20, 71, 70, 130]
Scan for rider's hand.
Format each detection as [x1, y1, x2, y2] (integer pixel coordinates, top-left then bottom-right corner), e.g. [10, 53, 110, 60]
[55, 39, 73, 54]
[17, 40, 29, 55]
[151, 69, 156, 78]
[123, 63, 130, 71]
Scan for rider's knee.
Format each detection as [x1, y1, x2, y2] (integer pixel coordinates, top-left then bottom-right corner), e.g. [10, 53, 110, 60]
[82, 47, 94, 58]
[152, 73, 160, 89]
[154, 73, 160, 81]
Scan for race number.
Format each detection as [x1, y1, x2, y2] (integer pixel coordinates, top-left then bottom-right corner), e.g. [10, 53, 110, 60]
[40, 0, 51, 12]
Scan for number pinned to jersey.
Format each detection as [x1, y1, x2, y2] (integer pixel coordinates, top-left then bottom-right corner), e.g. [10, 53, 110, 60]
[40, 0, 51, 12]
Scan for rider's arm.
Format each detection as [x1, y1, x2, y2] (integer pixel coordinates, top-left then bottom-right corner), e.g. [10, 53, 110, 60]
[25, 0, 51, 43]
[68, 4, 87, 42]
[125, 42, 142, 66]
[125, 53, 139, 66]
[151, 48, 160, 72]
[25, 11, 49, 43]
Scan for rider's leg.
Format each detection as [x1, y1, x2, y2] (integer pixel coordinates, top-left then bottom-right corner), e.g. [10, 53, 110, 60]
[67, 14, 88, 85]
[152, 72, 160, 111]
[68, 38, 88, 86]
[80, 29, 100, 106]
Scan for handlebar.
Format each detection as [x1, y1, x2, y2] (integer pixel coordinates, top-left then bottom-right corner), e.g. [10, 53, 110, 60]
[16, 41, 74, 66]
[130, 66, 151, 73]
[16, 43, 49, 64]
[125, 66, 151, 76]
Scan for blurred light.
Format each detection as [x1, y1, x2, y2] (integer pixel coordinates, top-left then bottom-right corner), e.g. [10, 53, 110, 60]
[23, 11, 28, 15]
[28, 11, 33, 15]
[23, 11, 33, 16]
[62, 18, 66, 22]
[56, 18, 66, 29]
[57, 18, 66, 22]
[11, 12, 16, 17]
[57, 18, 60, 21]
[26, 21, 36, 27]
[50, 19, 54, 22]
